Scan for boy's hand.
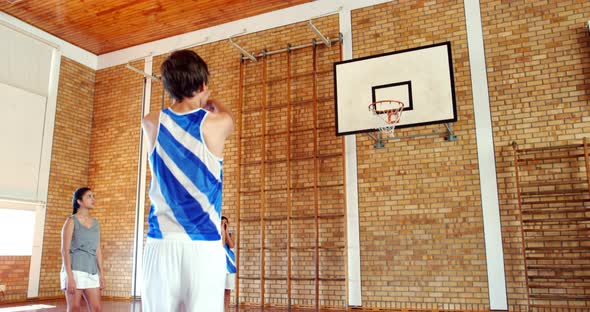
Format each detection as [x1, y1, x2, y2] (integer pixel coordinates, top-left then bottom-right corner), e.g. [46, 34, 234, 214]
[204, 100, 217, 112]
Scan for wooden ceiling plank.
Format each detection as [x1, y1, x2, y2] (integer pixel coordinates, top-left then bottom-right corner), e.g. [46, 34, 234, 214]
[1, 0, 313, 54]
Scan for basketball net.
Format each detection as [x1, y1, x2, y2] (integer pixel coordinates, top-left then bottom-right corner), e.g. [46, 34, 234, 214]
[368, 100, 405, 137]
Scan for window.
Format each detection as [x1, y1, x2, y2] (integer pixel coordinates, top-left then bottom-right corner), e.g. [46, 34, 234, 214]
[0, 207, 36, 256]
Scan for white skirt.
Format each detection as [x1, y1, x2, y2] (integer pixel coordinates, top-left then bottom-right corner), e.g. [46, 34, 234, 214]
[225, 273, 236, 290]
[61, 270, 100, 290]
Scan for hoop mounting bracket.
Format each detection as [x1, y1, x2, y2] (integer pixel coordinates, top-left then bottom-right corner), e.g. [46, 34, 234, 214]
[366, 122, 457, 149]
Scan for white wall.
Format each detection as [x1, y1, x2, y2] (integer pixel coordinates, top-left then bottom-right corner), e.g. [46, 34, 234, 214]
[0, 83, 46, 201]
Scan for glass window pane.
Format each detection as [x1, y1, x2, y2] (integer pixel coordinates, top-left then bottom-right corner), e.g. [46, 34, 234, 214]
[0, 208, 35, 256]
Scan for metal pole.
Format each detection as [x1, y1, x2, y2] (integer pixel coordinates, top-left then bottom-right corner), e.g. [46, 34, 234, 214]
[312, 41, 320, 312]
[241, 36, 342, 61]
[286, 45, 293, 310]
[260, 51, 268, 307]
[512, 142, 531, 310]
[235, 58, 244, 307]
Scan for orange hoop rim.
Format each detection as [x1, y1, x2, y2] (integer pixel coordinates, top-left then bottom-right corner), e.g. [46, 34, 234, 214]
[368, 100, 405, 124]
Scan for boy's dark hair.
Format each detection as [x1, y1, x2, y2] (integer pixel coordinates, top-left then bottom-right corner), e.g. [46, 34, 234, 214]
[72, 187, 91, 215]
[160, 50, 209, 102]
[222, 216, 228, 222]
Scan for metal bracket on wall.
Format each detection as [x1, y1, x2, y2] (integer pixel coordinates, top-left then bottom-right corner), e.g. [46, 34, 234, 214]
[125, 63, 160, 81]
[229, 29, 257, 62]
[367, 122, 457, 149]
[307, 20, 331, 47]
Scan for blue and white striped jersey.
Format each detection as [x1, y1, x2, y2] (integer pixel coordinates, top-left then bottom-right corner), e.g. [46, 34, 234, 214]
[147, 107, 223, 241]
[224, 241, 236, 274]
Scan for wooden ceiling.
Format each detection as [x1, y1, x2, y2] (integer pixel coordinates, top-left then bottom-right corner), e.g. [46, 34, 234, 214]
[1, 0, 313, 54]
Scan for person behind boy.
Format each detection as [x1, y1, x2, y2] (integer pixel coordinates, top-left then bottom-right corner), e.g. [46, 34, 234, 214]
[141, 49, 234, 311]
[221, 216, 236, 312]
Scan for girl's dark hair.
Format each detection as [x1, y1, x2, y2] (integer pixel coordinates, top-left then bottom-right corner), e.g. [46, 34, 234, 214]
[160, 50, 209, 102]
[222, 216, 228, 222]
[72, 187, 91, 214]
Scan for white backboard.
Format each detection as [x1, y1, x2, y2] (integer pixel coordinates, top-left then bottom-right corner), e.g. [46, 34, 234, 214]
[334, 42, 457, 136]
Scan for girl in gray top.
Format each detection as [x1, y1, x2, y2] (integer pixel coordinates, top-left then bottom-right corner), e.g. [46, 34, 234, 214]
[61, 187, 104, 312]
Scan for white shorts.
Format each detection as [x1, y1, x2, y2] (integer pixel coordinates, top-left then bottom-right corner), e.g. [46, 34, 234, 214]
[60, 270, 100, 290]
[225, 273, 235, 290]
[142, 238, 226, 312]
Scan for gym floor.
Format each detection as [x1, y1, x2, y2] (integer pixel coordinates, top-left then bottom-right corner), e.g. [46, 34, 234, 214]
[0, 299, 355, 312]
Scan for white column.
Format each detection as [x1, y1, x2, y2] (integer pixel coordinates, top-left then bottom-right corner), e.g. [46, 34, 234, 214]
[29, 46, 61, 298]
[131, 56, 153, 297]
[27, 201, 47, 298]
[463, 0, 508, 309]
[339, 7, 362, 307]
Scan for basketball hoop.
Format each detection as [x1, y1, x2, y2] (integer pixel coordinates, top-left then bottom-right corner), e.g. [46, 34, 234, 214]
[368, 100, 405, 137]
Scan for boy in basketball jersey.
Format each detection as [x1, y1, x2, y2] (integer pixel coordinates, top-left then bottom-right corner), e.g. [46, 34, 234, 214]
[141, 50, 234, 311]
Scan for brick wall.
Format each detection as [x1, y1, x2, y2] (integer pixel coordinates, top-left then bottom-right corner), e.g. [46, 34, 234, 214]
[38, 56, 95, 298]
[1, 57, 95, 302]
[352, 1, 489, 310]
[351, 0, 590, 311]
[89, 60, 144, 297]
[481, 0, 590, 310]
[0, 256, 30, 302]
